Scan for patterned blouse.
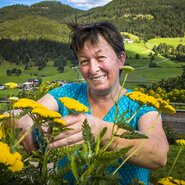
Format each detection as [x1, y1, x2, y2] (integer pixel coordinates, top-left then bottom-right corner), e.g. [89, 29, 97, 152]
[48, 82, 157, 185]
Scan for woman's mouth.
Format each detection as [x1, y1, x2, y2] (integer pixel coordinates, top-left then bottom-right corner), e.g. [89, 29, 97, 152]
[91, 75, 106, 81]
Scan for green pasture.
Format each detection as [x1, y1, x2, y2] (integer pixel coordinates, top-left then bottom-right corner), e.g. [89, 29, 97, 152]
[0, 61, 77, 84]
[125, 42, 152, 58]
[0, 37, 184, 99]
[146, 37, 185, 50]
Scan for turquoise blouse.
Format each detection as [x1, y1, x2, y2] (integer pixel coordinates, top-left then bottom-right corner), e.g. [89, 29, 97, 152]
[48, 82, 156, 185]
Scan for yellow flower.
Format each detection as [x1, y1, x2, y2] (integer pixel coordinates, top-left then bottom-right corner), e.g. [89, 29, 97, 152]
[158, 177, 185, 185]
[157, 98, 176, 114]
[0, 142, 24, 172]
[0, 114, 11, 121]
[54, 118, 66, 125]
[120, 66, 135, 73]
[31, 107, 61, 119]
[8, 159, 24, 172]
[13, 151, 22, 161]
[4, 82, 18, 89]
[176, 139, 185, 147]
[59, 97, 89, 113]
[13, 98, 43, 110]
[125, 91, 159, 109]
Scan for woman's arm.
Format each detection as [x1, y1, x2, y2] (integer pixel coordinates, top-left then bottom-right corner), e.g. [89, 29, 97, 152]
[48, 111, 169, 170]
[104, 111, 169, 169]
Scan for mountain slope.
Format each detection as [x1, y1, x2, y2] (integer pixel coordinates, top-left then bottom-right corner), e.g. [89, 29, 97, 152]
[78, 0, 185, 39]
[0, 15, 70, 42]
[0, 1, 84, 23]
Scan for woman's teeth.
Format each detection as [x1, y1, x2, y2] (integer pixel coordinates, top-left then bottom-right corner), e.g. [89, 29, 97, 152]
[92, 75, 105, 81]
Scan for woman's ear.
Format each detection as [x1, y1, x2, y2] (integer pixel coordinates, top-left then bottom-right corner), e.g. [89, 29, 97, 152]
[119, 51, 126, 66]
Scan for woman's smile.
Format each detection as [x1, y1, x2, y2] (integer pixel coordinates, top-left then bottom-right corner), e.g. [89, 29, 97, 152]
[91, 74, 106, 81]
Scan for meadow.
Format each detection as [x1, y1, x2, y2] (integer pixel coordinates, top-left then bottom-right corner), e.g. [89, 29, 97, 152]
[0, 36, 184, 99]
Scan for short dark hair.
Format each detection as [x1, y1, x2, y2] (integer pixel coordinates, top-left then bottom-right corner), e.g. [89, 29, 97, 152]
[67, 21, 125, 58]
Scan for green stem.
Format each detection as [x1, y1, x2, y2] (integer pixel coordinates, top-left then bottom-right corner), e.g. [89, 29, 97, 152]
[166, 146, 183, 177]
[125, 106, 141, 125]
[13, 126, 33, 148]
[112, 73, 129, 138]
[121, 73, 128, 89]
[102, 135, 116, 151]
[42, 146, 49, 180]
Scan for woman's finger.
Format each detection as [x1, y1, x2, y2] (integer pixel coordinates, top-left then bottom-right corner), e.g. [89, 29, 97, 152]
[62, 113, 86, 126]
[48, 132, 83, 148]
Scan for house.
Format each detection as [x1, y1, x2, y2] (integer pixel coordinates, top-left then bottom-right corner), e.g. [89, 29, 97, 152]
[123, 38, 133, 43]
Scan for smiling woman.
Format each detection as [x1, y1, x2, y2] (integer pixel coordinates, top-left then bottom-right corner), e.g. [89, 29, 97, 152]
[10, 21, 169, 185]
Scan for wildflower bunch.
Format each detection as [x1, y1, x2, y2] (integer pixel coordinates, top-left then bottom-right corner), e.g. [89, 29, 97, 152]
[157, 177, 185, 185]
[59, 97, 89, 113]
[125, 91, 176, 115]
[0, 142, 24, 172]
[157, 98, 176, 114]
[13, 98, 43, 110]
[0, 112, 24, 173]
[176, 139, 185, 147]
[125, 91, 160, 109]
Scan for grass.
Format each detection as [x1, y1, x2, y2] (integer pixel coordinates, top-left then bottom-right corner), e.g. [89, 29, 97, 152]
[0, 37, 184, 98]
[150, 145, 185, 183]
[146, 37, 185, 50]
[0, 61, 77, 84]
[125, 42, 152, 58]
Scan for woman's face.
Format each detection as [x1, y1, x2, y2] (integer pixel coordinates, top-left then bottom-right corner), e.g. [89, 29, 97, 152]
[77, 36, 125, 96]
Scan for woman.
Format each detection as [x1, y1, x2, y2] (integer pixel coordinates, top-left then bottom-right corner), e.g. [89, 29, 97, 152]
[18, 21, 169, 184]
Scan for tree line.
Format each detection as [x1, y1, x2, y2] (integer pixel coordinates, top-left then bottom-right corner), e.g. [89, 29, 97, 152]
[0, 38, 76, 72]
[152, 43, 185, 62]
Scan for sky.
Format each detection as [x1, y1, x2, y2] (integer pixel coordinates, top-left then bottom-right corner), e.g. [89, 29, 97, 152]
[0, 0, 112, 10]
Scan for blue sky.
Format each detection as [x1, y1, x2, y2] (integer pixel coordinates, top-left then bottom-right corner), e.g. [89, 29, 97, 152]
[0, 0, 112, 10]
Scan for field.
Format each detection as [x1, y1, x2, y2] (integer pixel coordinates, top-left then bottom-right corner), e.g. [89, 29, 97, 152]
[146, 37, 185, 49]
[0, 36, 184, 98]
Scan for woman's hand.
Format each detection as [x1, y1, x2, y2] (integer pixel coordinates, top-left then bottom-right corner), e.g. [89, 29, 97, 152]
[48, 113, 109, 148]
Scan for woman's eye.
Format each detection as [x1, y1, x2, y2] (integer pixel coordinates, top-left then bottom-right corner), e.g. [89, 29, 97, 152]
[80, 60, 89, 66]
[97, 56, 106, 61]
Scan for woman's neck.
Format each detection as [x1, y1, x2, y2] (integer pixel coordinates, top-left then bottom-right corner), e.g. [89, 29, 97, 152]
[87, 85, 126, 103]
[87, 85, 127, 119]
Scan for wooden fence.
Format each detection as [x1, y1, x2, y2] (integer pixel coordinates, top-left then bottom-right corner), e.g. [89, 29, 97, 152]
[163, 110, 185, 134]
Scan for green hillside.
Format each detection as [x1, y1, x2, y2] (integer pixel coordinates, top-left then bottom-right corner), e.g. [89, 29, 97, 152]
[78, 0, 185, 39]
[0, 1, 83, 23]
[0, 15, 70, 42]
[146, 37, 185, 50]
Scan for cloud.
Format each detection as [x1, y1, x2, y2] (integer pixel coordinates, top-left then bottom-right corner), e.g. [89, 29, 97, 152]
[67, 0, 112, 9]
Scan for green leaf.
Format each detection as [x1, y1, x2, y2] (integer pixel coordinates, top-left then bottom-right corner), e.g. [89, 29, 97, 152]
[116, 122, 135, 132]
[116, 131, 148, 139]
[94, 146, 132, 162]
[70, 153, 79, 181]
[82, 119, 95, 151]
[95, 127, 107, 154]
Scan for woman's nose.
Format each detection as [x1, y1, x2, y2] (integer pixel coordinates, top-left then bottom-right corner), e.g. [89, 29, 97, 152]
[89, 59, 100, 74]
